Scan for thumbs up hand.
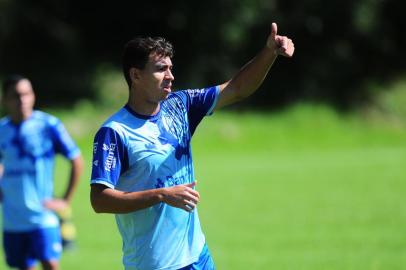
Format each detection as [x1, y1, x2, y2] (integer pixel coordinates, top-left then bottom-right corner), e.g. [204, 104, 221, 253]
[266, 22, 295, 57]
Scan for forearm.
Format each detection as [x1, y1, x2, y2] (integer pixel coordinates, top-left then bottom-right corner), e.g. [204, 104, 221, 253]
[217, 46, 277, 108]
[63, 155, 83, 203]
[91, 181, 199, 214]
[231, 46, 277, 95]
[90, 184, 165, 214]
[216, 23, 294, 109]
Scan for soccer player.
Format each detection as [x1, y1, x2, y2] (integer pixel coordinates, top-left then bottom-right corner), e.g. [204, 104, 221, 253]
[90, 22, 294, 270]
[0, 75, 83, 270]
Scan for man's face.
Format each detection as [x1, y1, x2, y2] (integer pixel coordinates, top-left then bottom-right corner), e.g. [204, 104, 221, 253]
[133, 53, 174, 103]
[4, 79, 35, 119]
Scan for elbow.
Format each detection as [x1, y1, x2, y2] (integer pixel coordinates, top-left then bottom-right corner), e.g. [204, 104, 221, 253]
[234, 90, 252, 101]
[90, 196, 104, 213]
[230, 82, 254, 102]
[91, 202, 103, 214]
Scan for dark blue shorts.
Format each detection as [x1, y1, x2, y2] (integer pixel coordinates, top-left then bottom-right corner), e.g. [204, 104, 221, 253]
[178, 244, 215, 270]
[3, 227, 62, 269]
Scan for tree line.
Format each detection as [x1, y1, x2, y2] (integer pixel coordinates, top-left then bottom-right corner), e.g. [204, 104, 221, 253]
[1, 0, 405, 110]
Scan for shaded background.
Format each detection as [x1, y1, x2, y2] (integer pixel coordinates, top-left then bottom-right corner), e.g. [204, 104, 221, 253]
[1, 0, 405, 109]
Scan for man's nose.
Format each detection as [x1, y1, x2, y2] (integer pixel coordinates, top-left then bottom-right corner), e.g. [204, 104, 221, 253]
[165, 69, 174, 81]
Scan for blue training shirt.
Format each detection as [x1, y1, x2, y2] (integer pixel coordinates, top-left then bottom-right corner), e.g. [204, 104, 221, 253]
[0, 111, 80, 232]
[90, 86, 220, 270]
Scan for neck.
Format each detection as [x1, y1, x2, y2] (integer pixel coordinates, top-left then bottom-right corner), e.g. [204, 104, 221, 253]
[10, 110, 33, 124]
[127, 91, 160, 116]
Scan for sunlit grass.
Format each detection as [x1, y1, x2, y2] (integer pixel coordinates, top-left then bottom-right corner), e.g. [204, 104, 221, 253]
[1, 103, 405, 270]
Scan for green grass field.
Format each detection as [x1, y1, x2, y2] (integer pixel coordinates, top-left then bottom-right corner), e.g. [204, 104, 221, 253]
[1, 104, 406, 270]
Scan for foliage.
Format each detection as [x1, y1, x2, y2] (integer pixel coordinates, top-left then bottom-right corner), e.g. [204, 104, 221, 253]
[360, 78, 406, 127]
[1, 1, 405, 109]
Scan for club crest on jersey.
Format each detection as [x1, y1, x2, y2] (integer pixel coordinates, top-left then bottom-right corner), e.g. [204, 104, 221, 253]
[102, 143, 110, 151]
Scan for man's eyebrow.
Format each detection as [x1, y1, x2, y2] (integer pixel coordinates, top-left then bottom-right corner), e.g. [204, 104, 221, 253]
[155, 63, 173, 68]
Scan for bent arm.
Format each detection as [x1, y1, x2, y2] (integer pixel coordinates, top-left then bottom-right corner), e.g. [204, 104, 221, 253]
[90, 182, 200, 214]
[216, 47, 278, 109]
[63, 155, 84, 203]
[43, 155, 83, 211]
[215, 22, 294, 109]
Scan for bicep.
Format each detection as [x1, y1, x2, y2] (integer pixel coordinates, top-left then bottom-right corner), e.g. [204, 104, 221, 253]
[215, 80, 241, 110]
[70, 155, 83, 172]
[90, 184, 120, 212]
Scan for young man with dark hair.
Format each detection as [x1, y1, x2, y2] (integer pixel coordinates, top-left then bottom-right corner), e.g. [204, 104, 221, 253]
[90, 23, 294, 270]
[0, 76, 83, 270]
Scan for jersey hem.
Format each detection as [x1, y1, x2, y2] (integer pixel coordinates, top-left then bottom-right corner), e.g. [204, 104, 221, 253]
[67, 149, 81, 160]
[124, 254, 201, 270]
[206, 85, 220, 116]
[90, 179, 115, 189]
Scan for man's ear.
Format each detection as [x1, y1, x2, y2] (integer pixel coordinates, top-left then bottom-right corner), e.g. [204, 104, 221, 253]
[130, 67, 141, 83]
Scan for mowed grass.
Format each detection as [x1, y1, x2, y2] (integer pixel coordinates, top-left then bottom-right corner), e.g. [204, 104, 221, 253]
[1, 104, 406, 270]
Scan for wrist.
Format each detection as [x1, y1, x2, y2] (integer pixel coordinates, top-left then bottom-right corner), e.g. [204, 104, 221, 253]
[63, 196, 72, 204]
[263, 45, 279, 58]
[156, 188, 167, 203]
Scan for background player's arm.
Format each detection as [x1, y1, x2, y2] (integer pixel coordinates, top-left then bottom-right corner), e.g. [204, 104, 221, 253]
[215, 22, 294, 109]
[44, 155, 84, 210]
[90, 182, 199, 213]
[63, 155, 84, 203]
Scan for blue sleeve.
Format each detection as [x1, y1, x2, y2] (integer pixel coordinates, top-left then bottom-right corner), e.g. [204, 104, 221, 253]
[182, 86, 220, 135]
[50, 120, 80, 160]
[90, 127, 128, 189]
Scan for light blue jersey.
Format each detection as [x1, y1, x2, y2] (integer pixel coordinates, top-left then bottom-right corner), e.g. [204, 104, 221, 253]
[91, 86, 219, 270]
[0, 111, 80, 232]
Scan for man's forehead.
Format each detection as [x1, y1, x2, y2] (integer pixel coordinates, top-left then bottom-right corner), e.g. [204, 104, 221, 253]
[149, 53, 172, 65]
[9, 79, 33, 95]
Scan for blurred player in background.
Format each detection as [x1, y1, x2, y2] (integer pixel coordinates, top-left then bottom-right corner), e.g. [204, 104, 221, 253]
[0, 75, 83, 270]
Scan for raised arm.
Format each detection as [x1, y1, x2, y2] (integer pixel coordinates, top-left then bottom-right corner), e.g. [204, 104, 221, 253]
[90, 182, 200, 213]
[215, 22, 295, 109]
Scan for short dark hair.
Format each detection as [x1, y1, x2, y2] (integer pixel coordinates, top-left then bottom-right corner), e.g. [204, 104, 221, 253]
[2, 74, 27, 96]
[122, 37, 174, 88]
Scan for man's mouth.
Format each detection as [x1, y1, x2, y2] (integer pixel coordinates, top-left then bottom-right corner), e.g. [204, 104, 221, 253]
[163, 85, 172, 92]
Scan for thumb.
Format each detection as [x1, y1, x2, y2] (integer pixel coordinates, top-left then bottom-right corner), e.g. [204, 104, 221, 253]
[271, 22, 278, 40]
[185, 181, 197, 188]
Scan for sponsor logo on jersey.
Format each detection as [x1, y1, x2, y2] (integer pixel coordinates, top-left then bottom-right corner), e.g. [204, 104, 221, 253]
[155, 175, 186, 188]
[104, 143, 117, 172]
